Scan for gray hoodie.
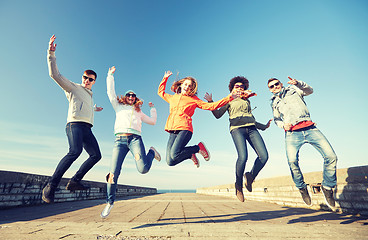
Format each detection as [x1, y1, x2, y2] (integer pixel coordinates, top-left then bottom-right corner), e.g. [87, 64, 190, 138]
[47, 51, 94, 125]
[270, 80, 313, 129]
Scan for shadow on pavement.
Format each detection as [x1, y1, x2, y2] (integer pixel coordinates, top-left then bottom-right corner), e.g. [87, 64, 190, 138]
[0, 194, 159, 224]
[133, 206, 368, 229]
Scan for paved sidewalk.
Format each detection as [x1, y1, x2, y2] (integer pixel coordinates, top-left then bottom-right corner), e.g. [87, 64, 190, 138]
[0, 193, 367, 239]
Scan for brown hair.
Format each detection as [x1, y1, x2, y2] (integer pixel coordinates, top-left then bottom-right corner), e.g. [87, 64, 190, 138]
[116, 95, 143, 112]
[268, 78, 279, 85]
[84, 69, 97, 80]
[171, 77, 198, 97]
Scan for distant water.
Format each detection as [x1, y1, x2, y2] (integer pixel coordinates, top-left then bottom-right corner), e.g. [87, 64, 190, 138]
[157, 189, 196, 193]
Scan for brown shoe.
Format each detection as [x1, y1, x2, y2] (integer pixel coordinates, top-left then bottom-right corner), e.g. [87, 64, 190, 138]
[235, 183, 244, 202]
[244, 172, 254, 192]
[42, 183, 55, 203]
[66, 179, 89, 191]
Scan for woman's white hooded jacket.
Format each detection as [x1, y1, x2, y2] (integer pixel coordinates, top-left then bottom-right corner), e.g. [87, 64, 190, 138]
[107, 74, 157, 135]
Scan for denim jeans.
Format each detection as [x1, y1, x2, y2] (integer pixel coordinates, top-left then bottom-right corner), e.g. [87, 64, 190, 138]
[166, 130, 200, 166]
[106, 134, 154, 204]
[285, 126, 337, 189]
[231, 126, 269, 187]
[49, 122, 102, 188]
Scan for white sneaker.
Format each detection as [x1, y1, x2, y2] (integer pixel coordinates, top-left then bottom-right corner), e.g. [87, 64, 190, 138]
[101, 203, 113, 218]
[150, 147, 161, 161]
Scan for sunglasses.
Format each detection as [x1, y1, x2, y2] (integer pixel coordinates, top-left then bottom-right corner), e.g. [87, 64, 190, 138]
[269, 82, 280, 89]
[234, 84, 245, 89]
[83, 75, 95, 82]
[126, 93, 136, 98]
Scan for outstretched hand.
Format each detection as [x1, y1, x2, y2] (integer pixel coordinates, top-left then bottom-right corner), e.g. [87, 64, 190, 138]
[241, 90, 257, 98]
[163, 71, 172, 79]
[148, 102, 154, 108]
[94, 104, 103, 112]
[265, 119, 273, 129]
[109, 66, 116, 75]
[287, 76, 297, 85]
[204, 92, 213, 102]
[230, 88, 241, 99]
[49, 35, 57, 51]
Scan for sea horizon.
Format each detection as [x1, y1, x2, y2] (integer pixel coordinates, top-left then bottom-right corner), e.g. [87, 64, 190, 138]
[157, 189, 196, 193]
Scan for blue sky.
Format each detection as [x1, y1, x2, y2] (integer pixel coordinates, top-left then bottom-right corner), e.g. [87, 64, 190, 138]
[1, 0, 367, 190]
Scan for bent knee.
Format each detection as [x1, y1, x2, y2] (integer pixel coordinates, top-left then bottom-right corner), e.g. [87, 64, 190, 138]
[95, 152, 102, 161]
[106, 173, 115, 184]
[138, 168, 149, 174]
[67, 149, 83, 157]
[260, 153, 269, 163]
[166, 159, 176, 166]
[134, 153, 143, 162]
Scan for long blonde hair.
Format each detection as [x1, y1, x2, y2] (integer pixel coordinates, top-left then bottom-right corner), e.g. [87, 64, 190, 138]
[170, 77, 198, 97]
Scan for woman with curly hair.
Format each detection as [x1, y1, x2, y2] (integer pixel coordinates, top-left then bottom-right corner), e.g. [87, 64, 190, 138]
[101, 66, 160, 218]
[158, 70, 239, 169]
[204, 76, 271, 202]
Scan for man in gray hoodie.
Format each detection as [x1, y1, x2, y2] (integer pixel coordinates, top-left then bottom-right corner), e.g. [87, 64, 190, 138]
[268, 77, 337, 209]
[42, 35, 103, 203]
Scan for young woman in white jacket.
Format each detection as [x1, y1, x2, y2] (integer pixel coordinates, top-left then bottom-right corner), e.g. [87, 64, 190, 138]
[101, 66, 160, 218]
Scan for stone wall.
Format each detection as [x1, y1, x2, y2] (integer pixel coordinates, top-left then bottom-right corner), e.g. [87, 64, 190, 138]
[197, 166, 368, 215]
[0, 170, 157, 209]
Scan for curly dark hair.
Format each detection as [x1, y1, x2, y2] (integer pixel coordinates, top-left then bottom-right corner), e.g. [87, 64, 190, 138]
[228, 76, 249, 92]
[116, 95, 143, 112]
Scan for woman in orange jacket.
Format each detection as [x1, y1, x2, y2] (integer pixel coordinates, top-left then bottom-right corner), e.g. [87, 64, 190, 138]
[158, 70, 239, 168]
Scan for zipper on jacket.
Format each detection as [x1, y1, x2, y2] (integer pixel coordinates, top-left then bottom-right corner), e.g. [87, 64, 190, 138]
[129, 106, 134, 129]
[170, 94, 182, 130]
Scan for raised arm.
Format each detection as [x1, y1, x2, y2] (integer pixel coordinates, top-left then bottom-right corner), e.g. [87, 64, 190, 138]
[47, 35, 75, 92]
[288, 76, 313, 96]
[157, 71, 173, 102]
[106, 66, 119, 109]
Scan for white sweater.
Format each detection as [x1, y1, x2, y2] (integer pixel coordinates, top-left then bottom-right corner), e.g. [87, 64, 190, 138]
[107, 74, 157, 135]
[47, 51, 94, 125]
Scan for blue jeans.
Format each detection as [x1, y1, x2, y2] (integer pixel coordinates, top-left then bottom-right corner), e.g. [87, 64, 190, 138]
[106, 134, 155, 204]
[231, 126, 268, 187]
[49, 122, 101, 188]
[285, 126, 337, 189]
[166, 130, 200, 166]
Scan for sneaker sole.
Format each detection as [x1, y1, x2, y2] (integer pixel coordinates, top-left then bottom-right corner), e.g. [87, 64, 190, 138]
[42, 188, 54, 204]
[42, 195, 53, 204]
[199, 142, 210, 161]
[150, 147, 161, 161]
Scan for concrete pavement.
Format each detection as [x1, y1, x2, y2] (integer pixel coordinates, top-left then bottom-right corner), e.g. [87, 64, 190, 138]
[0, 193, 367, 239]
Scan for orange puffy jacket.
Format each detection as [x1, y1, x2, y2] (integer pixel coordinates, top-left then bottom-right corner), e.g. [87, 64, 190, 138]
[158, 76, 233, 133]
